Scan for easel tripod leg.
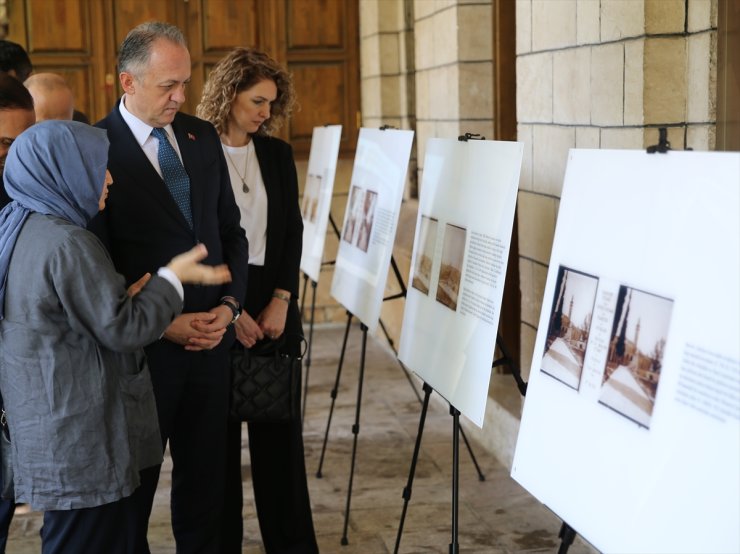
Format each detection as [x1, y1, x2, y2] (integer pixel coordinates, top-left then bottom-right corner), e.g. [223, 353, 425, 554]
[341, 323, 369, 545]
[300, 272, 308, 320]
[302, 279, 318, 426]
[316, 311, 353, 478]
[393, 382, 433, 554]
[459, 427, 485, 481]
[558, 522, 577, 554]
[378, 318, 423, 403]
[450, 406, 460, 554]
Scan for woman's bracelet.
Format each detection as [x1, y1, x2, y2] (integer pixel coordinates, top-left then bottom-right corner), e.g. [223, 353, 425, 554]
[272, 291, 291, 303]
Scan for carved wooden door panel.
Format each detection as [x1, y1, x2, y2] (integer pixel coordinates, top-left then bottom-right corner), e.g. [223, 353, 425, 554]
[281, 0, 360, 156]
[6, 0, 360, 157]
[6, 0, 102, 121]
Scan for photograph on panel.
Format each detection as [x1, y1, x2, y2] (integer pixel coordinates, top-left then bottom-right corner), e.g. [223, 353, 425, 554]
[355, 189, 378, 253]
[599, 286, 673, 429]
[541, 266, 599, 390]
[342, 184, 362, 244]
[411, 215, 438, 295]
[301, 173, 321, 223]
[435, 223, 466, 311]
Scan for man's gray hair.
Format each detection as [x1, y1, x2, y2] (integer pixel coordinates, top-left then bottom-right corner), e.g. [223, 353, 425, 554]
[118, 21, 187, 77]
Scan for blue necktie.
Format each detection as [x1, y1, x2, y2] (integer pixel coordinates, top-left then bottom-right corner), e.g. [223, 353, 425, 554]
[151, 127, 193, 228]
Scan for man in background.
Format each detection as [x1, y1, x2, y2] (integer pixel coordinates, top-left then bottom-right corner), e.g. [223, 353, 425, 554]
[24, 72, 74, 121]
[0, 40, 89, 123]
[0, 40, 32, 82]
[0, 70, 35, 553]
[0, 72, 35, 208]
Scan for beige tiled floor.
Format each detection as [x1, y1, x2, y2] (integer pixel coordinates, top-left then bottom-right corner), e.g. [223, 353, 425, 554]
[6, 324, 598, 553]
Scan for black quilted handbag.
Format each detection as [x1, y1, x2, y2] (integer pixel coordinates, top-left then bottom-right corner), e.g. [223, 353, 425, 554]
[229, 335, 305, 422]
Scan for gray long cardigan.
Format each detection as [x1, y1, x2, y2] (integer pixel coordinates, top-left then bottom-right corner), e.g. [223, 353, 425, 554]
[0, 213, 181, 511]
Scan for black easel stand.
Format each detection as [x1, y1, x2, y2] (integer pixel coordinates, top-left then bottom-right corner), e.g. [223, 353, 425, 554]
[393, 333, 525, 552]
[450, 405, 461, 554]
[492, 333, 528, 396]
[392, 382, 464, 554]
[558, 522, 577, 554]
[301, 275, 318, 423]
[393, 382, 432, 552]
[397, 131, 539, 553]
[340, 322, 369, 545]
[316, 310, 353, 478]
[646, 126, 671, 154]
[314, 251, 419, 480]
[300, 213, 342, 424]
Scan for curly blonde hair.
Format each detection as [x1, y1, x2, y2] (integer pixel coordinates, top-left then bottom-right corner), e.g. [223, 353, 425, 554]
[196, 47, 295, 137]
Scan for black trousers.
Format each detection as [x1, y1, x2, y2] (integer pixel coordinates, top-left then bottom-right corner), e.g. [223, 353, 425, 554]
[0, 497, 13, 553]
[41, 495, 133, 554]
[132, 343, 232, 554]
[221, 265, 318, 554]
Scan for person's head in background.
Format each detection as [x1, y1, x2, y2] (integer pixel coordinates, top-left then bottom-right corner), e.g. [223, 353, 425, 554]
[196, 47, 295, 140]
[25, 72, 75, 121]
[0, 72, 35, 178]
[0, 40, 33, 82]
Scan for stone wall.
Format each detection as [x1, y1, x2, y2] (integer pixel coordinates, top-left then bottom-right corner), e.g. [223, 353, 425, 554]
[516, 0, 717, 388]
[302, 0, 719, 468]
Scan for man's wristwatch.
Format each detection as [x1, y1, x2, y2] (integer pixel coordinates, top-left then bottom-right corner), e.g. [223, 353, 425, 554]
[219, 296, 241, 325]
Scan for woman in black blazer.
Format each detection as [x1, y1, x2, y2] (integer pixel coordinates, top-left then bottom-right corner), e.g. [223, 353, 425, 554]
[197, 48, 318, 554]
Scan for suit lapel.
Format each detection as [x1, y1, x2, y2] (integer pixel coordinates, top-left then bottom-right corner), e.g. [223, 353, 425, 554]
[106, 108, 193, 233]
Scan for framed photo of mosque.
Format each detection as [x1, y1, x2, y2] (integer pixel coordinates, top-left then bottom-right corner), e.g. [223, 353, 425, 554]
[330, 127, 414, 331]
[398, 138, 523, 427]
[300, 125, 342, 283]
[511, 149, 740, 554]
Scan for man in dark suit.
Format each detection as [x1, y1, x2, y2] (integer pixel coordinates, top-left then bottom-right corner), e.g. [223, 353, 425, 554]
[89, 22, 248, 553]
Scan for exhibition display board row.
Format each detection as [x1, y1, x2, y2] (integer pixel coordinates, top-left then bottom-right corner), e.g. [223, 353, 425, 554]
[299, 125, 739, 553]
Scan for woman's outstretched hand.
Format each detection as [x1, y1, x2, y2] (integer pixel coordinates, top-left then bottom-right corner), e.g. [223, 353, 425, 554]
[166, 244, 232, 285]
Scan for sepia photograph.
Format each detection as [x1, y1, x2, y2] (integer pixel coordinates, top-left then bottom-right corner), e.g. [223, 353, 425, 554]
[598, 286, 673, 428]
[301, 173, 322, 223]
[355, 189, 378, 253]
[342, 184, 362, 244]
[541, 266, 599, 390]
[435, 223, 466, 311]
[411, 215, 438, 295]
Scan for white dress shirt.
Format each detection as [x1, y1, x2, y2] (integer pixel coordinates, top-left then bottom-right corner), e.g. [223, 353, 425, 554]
[118, 96, 184, 179]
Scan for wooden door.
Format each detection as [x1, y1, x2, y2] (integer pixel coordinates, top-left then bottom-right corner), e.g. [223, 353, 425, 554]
[281, 0, 360, 156]
[6, 0, 105, 122]
[6, 0, 360, 159]
[492, 0, 520, 371]
[718, 0, 740, 151]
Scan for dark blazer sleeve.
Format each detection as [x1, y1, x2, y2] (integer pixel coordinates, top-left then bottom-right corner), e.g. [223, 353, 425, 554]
[254, 136, 303, 299]
[274, 140, 303, 297]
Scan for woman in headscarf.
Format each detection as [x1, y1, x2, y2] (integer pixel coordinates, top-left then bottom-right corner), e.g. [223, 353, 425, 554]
[0, 120, 231, 553]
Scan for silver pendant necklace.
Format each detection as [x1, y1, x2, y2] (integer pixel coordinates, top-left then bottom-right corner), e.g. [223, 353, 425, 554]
[224, 147, 249, 192]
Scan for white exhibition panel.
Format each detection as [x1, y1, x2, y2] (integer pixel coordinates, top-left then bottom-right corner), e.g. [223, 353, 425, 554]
[511, 149, 740, 554]
[300, 125, 342, 283]
[330, 128, 414, 331]
[398, 138, 523, 427]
